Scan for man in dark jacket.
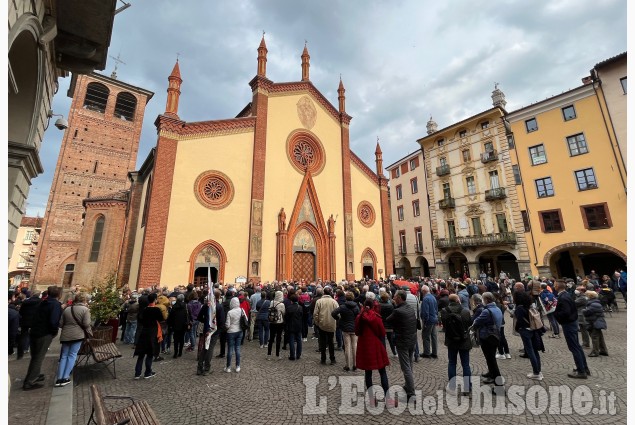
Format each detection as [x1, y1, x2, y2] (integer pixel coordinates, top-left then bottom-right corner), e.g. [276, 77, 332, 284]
[285, 294, 304, 361]
[331, 292, 360, 371]
[9, 291, 20, 356]
[167, 294, 189, 358]
[554, 280, 589, 379]
[17, 291, 41, 359]
[386, 290, 417, 401]
[440, 294, 472, 395]
[216, 291, 233, 358]
[196, 290, 225, 375]
[23, 286, 62, 390]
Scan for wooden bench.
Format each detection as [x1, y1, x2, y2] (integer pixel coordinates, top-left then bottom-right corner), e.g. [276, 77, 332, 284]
[76, 338, 122, 379]
[88, 384, 161, 425]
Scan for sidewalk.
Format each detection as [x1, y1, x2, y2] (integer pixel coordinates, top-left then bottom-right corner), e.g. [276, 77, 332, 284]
[8, 336, 73, 425]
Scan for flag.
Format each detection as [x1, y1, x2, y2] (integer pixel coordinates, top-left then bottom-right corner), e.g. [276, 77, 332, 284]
[207, 265, 212, 286]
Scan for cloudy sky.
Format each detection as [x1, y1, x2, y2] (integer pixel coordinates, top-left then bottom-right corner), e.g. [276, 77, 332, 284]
[26, 0, 627, 216]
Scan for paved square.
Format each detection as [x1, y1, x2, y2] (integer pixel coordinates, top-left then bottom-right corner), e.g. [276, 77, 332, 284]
[8, 303, 627, 425]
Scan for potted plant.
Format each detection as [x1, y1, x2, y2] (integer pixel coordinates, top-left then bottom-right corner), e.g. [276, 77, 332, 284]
[89, 272, 123, 343]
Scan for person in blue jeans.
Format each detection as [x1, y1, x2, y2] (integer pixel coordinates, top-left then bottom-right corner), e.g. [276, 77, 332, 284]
[440, 294, 473, 395]
[255, 292, 271, 348]
[56, 293, 91, 387]
[224, 297, 243, 372]
[187, 297, 203, 352]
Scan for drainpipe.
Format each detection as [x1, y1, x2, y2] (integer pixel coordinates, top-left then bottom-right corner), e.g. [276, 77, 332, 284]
[503, 118, 540, 271]
[420, 145, 437, 277]
[590, 69, 627, 192]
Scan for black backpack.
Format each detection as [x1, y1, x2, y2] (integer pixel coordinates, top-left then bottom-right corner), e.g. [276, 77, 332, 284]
[444, 307, 467, 342]
[268, 302, 280, 323]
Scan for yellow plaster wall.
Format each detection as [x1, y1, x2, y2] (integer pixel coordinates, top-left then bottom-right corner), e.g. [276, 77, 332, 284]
[161, 131, 254, 284]
[350, 163, 386, 278]
[261, 93, 346, 280]
[510, 92, 626, 273]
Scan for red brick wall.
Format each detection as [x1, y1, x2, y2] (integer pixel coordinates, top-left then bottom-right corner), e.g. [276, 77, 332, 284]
[137, 135, 178, 288]
[33, 74, 150, 286]
[73, 200, 128, 288]
[117, 172, 144, 288]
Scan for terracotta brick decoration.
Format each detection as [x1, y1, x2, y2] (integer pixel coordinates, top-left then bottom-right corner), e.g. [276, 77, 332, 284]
[32, 73, 153, 287]
[137, 132, 179, 288]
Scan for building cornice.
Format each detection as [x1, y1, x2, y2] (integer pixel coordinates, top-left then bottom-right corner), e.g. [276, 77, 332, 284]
[507, 84, 595, 123]
[385, 150, 422, 171]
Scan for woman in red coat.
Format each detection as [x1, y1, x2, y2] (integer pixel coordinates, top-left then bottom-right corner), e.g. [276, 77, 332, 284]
[239, 294, 251, 344]
[355, 299, 390, 398]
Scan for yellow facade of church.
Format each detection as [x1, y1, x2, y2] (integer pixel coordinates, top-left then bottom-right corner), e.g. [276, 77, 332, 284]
[129, 39, 392, 288]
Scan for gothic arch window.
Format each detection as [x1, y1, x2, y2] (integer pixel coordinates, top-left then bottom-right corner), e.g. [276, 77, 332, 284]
[114, 92, 137, 121]
[84, 83, 109, 113]
[88, 216, 105, 262]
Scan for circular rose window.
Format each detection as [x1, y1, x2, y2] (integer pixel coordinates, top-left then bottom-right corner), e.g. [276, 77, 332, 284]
[286, 131, 325, 175]
[194, 171, 234, 210]
[357, 201, 376, 227]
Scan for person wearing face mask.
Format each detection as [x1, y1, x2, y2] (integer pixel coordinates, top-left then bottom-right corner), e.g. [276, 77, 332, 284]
[574, 286, 590, 348]
[167, 294, 189, 358]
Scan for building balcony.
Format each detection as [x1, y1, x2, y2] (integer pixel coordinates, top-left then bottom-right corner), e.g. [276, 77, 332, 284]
[485, 187, 507, 201]
[438, 197, 455, 209]
[436, 164, 450, 176]
[414, 244, 423, 253]
[434, 232, 517, 249]
[481, 150, 498, 163]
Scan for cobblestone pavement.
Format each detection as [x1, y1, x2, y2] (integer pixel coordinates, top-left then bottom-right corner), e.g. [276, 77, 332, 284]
[10, 301, 628, 425]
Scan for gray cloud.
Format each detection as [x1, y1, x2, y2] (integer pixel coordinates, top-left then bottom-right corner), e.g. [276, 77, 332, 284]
[27, 0, 626, 216]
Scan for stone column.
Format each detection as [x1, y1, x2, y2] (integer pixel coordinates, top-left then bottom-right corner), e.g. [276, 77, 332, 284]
[467, 262, 480, 280]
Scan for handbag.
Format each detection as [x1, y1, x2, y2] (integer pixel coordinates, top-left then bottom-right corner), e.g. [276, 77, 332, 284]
[69, 305, 93, 340]
[468, 326, 480, 347]
[240, 310, 250, 331]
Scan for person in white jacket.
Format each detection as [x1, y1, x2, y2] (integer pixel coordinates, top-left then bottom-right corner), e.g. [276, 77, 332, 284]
[225, 297, 245, 372]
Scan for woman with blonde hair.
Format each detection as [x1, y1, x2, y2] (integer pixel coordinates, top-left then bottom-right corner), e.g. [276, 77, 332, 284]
[56, 293, 92, 387]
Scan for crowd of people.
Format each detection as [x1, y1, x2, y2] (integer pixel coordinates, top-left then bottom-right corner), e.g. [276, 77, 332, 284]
[8, 267, 626, 402]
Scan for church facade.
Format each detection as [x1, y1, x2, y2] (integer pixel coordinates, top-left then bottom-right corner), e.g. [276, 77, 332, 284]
[123, 38, 392, 288]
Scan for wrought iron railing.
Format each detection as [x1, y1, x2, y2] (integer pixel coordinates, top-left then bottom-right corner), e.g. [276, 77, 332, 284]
[434, 232, 517, 248]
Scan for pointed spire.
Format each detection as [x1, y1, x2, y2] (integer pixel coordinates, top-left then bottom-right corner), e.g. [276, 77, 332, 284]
[375, 137, 384, 177]
[338, 75, 346, 113]
[165, 59, 183, 118]
[301, 41, 310, 81]
[257, 32, 268, 77]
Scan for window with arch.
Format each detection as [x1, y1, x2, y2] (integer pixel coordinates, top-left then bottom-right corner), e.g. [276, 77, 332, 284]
[88, 217, 105, 262]
[114, 92, 137, 121]
[83, 83, 109, 113]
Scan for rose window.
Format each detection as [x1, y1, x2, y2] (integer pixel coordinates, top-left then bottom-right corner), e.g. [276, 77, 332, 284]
[194, 171, 234, 210]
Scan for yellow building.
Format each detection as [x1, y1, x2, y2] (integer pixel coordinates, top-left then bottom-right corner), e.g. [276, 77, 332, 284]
[8, 217, 42, 288]
[417, 87, 532, 280]
[125, 38, 392, 288]
[507, 80, 627, 279]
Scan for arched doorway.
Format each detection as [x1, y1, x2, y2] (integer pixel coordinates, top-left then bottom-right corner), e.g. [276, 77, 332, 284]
[291, 228, 317, 282]
[188, 240, 227, 285]
[361, 248, 377, 280]
[396, 257, 412, 278]
[544, 243, 626, 280]
[447, 252, 468, 279]
[478, 250, 520, 281]
[9, 24, 41, 147]
[415, 256, 430, 277]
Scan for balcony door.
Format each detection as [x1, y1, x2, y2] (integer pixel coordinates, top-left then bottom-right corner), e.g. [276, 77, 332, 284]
[496, 213, 508, 233]
[442, 183, 451, 199]
[489, 170, 500, 189]
[415, 228, 423, 251]
[447, 220, 456, 240]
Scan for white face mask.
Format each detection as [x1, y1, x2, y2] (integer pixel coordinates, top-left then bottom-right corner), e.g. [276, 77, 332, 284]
[171, 301, 176, 305]
[574, 290, 580, 295]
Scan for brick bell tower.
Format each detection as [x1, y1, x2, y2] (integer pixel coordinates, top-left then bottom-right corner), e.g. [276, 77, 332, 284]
[32, 72, 153, 287]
